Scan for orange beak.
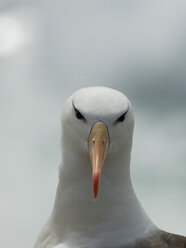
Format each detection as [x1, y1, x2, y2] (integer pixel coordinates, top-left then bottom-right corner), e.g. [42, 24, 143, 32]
[88, 122, 110, 200]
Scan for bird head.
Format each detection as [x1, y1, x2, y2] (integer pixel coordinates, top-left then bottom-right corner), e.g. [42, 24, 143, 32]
[62, 87, 134, 199]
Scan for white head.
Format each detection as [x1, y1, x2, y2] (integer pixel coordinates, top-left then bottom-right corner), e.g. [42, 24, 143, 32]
[61, 87, 134, 199]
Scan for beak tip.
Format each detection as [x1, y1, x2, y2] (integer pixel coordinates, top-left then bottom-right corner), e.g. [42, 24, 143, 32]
[93, 190, 98, 200]
[93, 172, 100, 200]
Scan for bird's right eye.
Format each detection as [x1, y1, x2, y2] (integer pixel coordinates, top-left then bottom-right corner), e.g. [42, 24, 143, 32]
[74, 107, 86, 121]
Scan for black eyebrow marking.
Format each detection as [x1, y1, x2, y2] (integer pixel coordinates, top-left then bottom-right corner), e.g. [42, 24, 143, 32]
[72, 101, 86, 122]
[114, 104, 129, 124]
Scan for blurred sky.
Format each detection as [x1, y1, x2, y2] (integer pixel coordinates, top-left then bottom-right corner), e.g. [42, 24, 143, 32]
[0, 1, 186, 247]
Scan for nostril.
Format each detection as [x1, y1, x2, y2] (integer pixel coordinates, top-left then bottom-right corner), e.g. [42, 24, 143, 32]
[102, 140, 106, 150]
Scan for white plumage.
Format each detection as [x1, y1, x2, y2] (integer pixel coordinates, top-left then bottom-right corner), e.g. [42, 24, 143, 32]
[34, 87, 186, 248]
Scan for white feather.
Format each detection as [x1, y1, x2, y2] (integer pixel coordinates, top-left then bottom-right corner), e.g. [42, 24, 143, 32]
[34, 87, 156, 248]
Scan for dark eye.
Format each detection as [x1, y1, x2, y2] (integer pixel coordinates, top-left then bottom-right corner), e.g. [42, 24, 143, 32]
[117, 113, 126, 122]
[115, 109, 128, 123]
[74, 107, 86, 121]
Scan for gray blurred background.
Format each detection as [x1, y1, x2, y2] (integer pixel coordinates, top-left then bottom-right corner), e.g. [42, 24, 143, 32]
[0, 1, 186, 247]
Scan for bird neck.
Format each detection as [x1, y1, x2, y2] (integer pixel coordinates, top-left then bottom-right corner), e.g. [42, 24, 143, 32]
[50, 141, 155, 247]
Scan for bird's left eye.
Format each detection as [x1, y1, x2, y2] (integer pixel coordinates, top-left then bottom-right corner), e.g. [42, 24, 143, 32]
[116, 113, 125, 122]
[115, 111, 128, 123]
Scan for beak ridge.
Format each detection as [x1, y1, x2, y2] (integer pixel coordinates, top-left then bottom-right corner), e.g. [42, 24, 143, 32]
[88, 122, 109, 199]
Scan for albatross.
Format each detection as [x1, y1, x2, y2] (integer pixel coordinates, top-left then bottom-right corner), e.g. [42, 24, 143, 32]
[34, 87, 186, 248]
